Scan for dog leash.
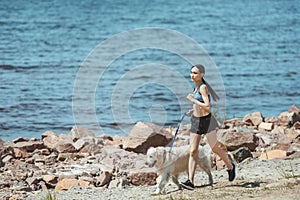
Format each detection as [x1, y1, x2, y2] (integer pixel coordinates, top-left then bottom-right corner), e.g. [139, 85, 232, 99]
[169, 112, 188, 153]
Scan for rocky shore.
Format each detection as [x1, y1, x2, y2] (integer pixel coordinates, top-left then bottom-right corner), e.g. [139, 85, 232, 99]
[1, 104, 300, 200]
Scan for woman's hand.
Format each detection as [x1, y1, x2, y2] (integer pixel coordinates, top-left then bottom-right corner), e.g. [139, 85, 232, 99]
[186, 109, 194, 116]
[186, 93, 195, 103]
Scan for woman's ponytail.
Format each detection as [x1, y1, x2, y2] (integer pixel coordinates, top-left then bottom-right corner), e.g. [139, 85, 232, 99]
[202, 78, 219, 101]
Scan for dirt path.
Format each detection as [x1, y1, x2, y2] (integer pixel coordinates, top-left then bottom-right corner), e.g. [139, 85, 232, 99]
[25, 158, 300, 200]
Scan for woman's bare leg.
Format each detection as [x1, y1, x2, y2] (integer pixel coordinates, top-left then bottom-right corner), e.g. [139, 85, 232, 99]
[188, 132, 202, 183]
[206, 130, 233, 170]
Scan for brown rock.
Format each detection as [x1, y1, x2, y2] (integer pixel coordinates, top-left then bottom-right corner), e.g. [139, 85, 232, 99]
[112, 135, 127, 148]
[288, 104, 300, 114]
[100, 146, 142, 172]
[44, 152, 58, 165]
[79, 143, 102, 155]
[220, 130, 259, 151]
[55, 134, 77, 153]
[285, 128, 299, 140]
[55, 143, 77, 153]
[74, 136, 96, 151]
[287, 143, 300, 156]
[243, 112, 263, 126]
[13, 140, 45, 152]
[12, 137, 29, 143]
[293, 121, 300, 129]
[95, 171, 112, 187]
[55, 178, 92, 190]
[278, 112, 290, 123]
[73, 138, 88, 151]
[2, 155, 13, 163]
[26, 177, 41, 186]
[38, 181, 48, 191]
[41, 131, 57, 139]
[70, 126, 95, 142]
[57, 152, 88, 161]
[96, 135, 113, 145]
[259, 150, 287, 160]
[42, 175, 58, 187]
[271, 126, 285, 135]
[34, 148, 51, 156]
[78, 180, 93, 188]
[256, 132, 273, 147]
[278, 112, 293, 126]
[258, 122, 273, 131]
[129, 168, 157, 186]
[0, 143, 14, 167]
[265, 116, 280, 124]
[55, 178, 78, 190]
[13, 148, 30, 158]
[42, 132, 59, 149]
[270, 132, 293, 151]
[79, 176, 94, 184]
[123, 122, 173, 154]
[224, 118, 246, 127]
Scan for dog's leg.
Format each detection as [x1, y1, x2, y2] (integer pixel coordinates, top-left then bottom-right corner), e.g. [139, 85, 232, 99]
[198, 158, 213, 186]
[153, 175, 162, 195]
[171, 175, 181, 190]
[205, 169, 213, 186]
[154, 172, 168, 194]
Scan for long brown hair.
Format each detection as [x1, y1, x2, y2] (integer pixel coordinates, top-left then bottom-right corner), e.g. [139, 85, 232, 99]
[192, 64, 219, 101]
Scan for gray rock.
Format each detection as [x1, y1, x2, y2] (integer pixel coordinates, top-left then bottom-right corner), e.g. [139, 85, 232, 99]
[232, 146, 253, 163]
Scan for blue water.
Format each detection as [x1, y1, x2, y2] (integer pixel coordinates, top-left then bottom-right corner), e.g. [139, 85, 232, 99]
[0, 0, 299, 141]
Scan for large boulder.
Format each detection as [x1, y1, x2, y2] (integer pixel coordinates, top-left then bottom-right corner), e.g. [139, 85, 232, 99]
[123, 122, 173, 154]
[219, 130, 259, 151]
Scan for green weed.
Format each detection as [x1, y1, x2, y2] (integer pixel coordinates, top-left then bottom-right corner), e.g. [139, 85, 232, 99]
[43, 191, 57, 200]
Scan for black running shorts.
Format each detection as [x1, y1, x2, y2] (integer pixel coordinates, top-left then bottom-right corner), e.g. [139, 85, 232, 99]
[190, 113, 219, 135]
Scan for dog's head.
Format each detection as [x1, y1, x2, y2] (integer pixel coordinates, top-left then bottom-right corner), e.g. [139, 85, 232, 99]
[146, 146, 165, 168]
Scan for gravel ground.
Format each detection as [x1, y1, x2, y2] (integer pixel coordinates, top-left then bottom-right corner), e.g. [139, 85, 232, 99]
[25, 158, 300, 200]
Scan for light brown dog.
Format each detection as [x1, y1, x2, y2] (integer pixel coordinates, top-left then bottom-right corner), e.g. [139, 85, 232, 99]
[146, 145, 213, 194]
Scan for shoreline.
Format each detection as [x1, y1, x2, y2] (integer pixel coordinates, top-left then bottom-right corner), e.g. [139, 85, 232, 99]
[0, 106, 296, 143]
[1, 104, 300, 199]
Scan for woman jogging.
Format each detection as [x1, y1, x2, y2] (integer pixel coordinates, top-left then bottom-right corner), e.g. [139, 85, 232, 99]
[181, 64, 235, 190]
